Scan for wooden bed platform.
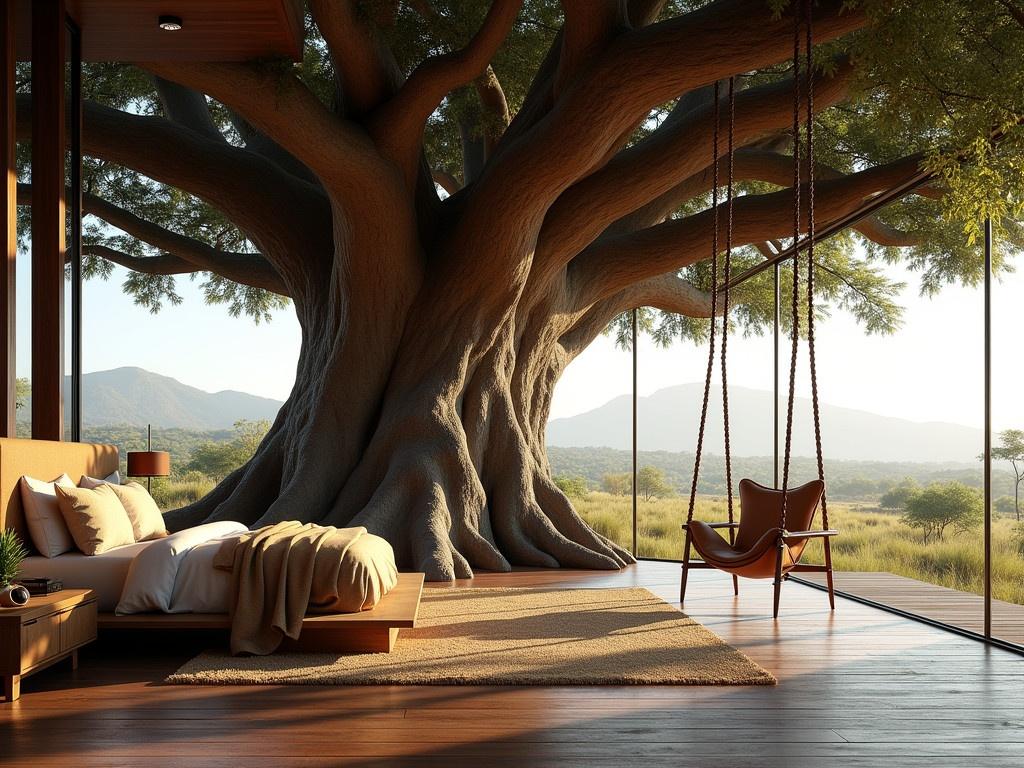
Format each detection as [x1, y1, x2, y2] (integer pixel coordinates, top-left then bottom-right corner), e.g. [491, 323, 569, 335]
[96, 572, 424, 653]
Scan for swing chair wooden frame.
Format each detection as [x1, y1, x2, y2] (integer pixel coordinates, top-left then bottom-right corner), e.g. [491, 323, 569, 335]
[679, 0, 838, 619]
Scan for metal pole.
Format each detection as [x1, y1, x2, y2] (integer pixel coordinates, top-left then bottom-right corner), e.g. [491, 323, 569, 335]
[68, 17, 82, 442]
[774, 262, 780, 488]
[631, 308, 638, 558]
[984, 217, 992, 638]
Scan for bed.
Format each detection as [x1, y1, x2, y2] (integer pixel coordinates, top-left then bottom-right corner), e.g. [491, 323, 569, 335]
[1, 437, 422, 652]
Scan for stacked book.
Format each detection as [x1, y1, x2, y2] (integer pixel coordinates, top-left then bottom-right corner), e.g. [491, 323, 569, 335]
[17, 577, 64, 596]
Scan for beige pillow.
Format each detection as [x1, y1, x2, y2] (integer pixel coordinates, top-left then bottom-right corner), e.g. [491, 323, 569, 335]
[19, 474, 77, 558]
[78, 471, 121, 489]
[106, 482, 167, 541]
[54, 484, 136, 555]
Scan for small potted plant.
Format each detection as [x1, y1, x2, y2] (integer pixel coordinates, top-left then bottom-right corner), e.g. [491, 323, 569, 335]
[0, 529, 30, 607]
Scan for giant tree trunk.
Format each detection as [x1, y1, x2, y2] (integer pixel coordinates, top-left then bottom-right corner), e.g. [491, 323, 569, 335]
[165, 259, 636, 580]
[126, 1, 893, 580]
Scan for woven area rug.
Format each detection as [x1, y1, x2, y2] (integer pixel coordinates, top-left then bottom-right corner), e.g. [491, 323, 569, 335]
[167, 587, 775, 686]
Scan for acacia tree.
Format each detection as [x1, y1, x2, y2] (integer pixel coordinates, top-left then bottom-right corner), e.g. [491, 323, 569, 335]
[992, 429, 1024, 520]
[16, 0, 1024, 579]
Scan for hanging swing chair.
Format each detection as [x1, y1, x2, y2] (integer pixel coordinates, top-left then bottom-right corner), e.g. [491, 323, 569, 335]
[679, 0, 838, 619]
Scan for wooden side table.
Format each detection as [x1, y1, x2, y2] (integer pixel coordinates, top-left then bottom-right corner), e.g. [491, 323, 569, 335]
[0, 589, 98, 702]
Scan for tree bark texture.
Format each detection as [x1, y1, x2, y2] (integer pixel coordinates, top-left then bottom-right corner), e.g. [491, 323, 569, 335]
[49, 0, 932, 579]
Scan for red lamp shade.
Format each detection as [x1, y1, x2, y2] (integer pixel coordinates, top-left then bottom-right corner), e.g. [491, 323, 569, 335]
[127, 450, 171, 478]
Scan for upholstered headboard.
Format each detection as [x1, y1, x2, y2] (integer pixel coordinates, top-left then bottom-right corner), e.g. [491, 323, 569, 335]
[0, 438, 120, 545]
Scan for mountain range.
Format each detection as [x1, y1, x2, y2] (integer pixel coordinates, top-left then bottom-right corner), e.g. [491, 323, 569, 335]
[21, 367, 284, 430]
[18, 370, 988, 464]
[546, 383, 985, 464]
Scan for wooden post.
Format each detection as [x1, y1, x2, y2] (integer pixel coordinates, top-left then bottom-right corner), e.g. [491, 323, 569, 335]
[0, 2, 15, 438]
[31, 0, 66, 441]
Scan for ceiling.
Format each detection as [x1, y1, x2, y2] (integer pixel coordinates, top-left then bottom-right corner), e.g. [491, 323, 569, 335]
[16, 0, 305, 62]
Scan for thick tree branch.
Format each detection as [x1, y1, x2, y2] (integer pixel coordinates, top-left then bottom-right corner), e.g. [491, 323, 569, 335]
[537, 58, 855, 275]
[555, 1, 626, 95]
[16, 94, 331, 283]
[141, 61, 394, 207]
[569, 154, 926, 309]
[560, 273, 711, 357]
[474, 66, 511, 156]
[466, 0, 866, 285]
[606, 147, 926, 248]
[82, 244, 195, 276]
[369, 0, 523, 177]
[727, 149, 923, 246]
[151, 75, 223, 142]
[18, 183, 285, 293]
[309, 0, 400, 116]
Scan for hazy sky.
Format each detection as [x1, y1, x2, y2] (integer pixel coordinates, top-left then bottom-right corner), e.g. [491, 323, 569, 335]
[14, 249, 1022, 431]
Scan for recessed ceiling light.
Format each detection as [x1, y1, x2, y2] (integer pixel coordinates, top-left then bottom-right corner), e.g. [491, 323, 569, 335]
[158, 15, 183, 31]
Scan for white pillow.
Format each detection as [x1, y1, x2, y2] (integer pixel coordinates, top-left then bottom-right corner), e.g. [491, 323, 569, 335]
[78, 471, 121, 489]
[19, 474, 77, 557]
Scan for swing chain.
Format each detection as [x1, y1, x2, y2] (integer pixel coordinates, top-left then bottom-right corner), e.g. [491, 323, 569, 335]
[685, 80, 722, 527]
[805, 0, 829, 531]
[722, 77, 737, 525]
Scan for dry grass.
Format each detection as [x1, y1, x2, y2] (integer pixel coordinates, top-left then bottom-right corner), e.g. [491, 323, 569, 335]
[576, 491, 1024, 605]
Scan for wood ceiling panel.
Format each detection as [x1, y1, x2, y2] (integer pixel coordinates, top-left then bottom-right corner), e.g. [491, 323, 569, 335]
[17, 0, 304, 62]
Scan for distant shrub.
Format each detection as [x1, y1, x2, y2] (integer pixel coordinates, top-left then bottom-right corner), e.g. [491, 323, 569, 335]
[880, 477, 920, 510]
[554, 475, 589, 500]
[601, 472, 632, 496]
[1012, 523, 1024, 558]
[901, 482, 983, 544]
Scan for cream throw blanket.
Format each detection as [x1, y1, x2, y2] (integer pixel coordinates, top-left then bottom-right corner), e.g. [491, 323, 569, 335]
[214, 521, 383, 655]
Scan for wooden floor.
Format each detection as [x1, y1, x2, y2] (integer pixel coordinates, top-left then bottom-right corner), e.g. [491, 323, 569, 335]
[2, 561, 1023, 767]
[801, 570, 1024, 646]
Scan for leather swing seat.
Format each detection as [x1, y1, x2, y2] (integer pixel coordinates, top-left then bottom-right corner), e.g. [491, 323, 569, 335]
[687, 479, 824, 580]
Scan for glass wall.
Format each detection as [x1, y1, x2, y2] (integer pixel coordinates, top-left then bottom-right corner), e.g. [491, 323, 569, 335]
[552, 227, 1019, 651]
[634, 298, 775, 560]
[992, 240, 1024, 645]
[546, 326, 633, 554]
[14, 55, 29, 437]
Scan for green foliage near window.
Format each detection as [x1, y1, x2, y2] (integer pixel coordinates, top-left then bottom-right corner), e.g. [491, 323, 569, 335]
[0, 529, 28, 587]
[553, 475, 589, 500]
[637, 466, 673, 502]
[184, 419, 271, 480]
[14, 378, 29, 411]
[880, 477, 921, 510]
[601, 472, 632, 496]
[901, 482, 984, 543]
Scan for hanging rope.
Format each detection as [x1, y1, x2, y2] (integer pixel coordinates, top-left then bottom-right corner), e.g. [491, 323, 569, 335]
[721, 76, 736, 524]
[804, 0, 829, 531]
[686, 81, 722, 528]
[779, 2, 803, 535]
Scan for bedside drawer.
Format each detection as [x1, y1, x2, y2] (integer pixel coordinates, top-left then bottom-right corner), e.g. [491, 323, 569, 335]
[21, 612, 62, 669]
[60, 601, 98, 651]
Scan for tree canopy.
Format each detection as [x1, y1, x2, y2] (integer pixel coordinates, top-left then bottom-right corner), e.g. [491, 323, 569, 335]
[15, 0, 1024, 341]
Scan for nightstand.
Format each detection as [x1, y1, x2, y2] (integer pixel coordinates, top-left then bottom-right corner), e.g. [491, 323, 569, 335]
[0, 588, 98, 702]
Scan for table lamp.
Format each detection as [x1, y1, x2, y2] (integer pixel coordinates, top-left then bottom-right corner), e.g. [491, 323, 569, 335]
[127, 424, 170, 492]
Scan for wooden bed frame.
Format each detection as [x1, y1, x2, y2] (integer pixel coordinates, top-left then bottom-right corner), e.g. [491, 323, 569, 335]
[1, 437, 423, 653]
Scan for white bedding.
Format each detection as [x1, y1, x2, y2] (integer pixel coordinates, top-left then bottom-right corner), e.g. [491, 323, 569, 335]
[18, 540, 156, 611]
[19, 521, 398, 617]
[115, 521, 248, 614]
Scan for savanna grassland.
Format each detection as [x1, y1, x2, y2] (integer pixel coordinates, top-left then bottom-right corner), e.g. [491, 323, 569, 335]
[575, 491, 1024, 605]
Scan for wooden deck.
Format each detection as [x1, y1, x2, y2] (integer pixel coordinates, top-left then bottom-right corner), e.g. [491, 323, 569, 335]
[799, 570, 1024, 645]
[2, 561, 1023, 767]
